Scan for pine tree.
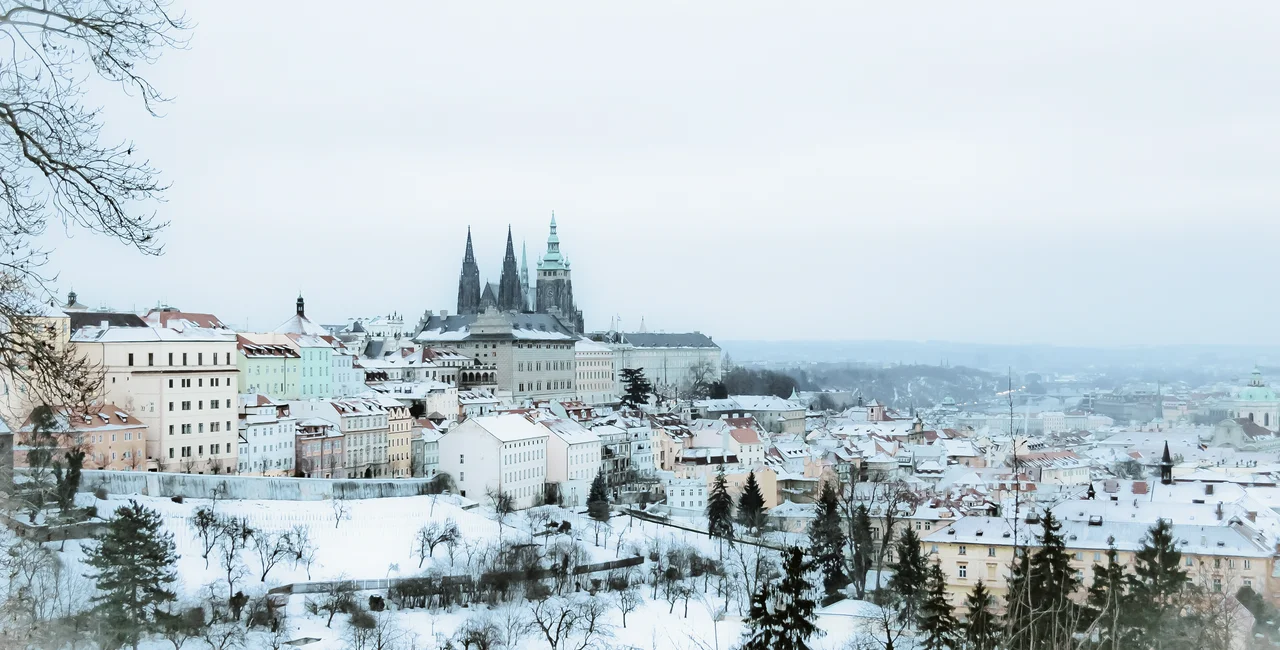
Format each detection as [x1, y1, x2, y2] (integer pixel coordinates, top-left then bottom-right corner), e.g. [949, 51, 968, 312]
[962, 580, 999, 650]
[587, 468, 610, 522]
[706, 464, 734, 541]
[737, 470, 766, 533]
[741, 547, 820, 650]
[53, 448, 85, 515]
[84, 499, 179, 650]
[1123, 519, 1190, 645]
[888, 527, 928, 622]
[1005, 510, 1080, 650]
[22, 404, 61, 521]
[619, 368, 653, 410]
[807, 480, 848, 598]
[918, 563, 959, 650]
[850, 504, 874, 598]
[1081, 537, 1128, 650]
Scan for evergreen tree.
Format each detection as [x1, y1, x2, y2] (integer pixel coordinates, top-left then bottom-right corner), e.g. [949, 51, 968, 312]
[84, 500, 179, 650]
[619, 368, 653, 410]
[888, 527, 929, 622]
[850, 504, 874, 598]
[22, 404, 61, 521]
[587, 468, 610, 522]
[741, 547, 820, 650]
[962, 580, 999, 650]
[1004, 510, 1080, 650]
[53, 448, 85, 515]
[706, 464, 734, 541]
[1084, 538, 1128, 649]
[918, 563, 959, 650]
[807, 480, 847, 597]
[737, 470, 766, 533]
[1123, 519, 1190, 646]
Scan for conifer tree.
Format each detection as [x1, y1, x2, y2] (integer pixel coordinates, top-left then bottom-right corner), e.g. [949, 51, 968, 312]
[850, 503, 875, 598]
[737, 470, 766, 533]
[706, 464, 734, 541]
[807, 480, 848, 597]
[918, 563, 959, 650]
[1004, 510, 1080, 650]
[587, 468, 610, 522]
[962, 580, 999, 650]
[84, 500, 179, 650]
[22, 404, 61, 521]
[619, 368, 653, 410]
[1084, 538, 1128, 649]
[1124, 519, 1190, 645]
[888, 527, 929, 622]
[741, 547, 820, 650]
[53, 448, 85, 515]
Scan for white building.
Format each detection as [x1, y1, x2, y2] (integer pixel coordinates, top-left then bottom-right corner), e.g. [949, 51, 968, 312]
[236, 394, 297, 476]
[693, 395, 806, 434]
[601, 331, 721, 397]
[438, 414, 548, 509]
[538, 416, 602, 507]
[574, 338, 617, 407]
[71, 311, 240, 473]
[660, 472, 707, 517]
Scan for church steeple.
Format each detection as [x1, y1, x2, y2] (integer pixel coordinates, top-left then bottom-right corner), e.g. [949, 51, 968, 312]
[519, 240, 533, 312]
[1160, 441, 1174, 485]
[296, 293, 305, 317]
[457, 227, 481, 315]
[497, 225, 522, 312]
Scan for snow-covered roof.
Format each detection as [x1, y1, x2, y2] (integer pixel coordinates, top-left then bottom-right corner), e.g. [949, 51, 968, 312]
[925, 515, 1272, 557]
[466, 414, 551, 443]
[71, 322, 236, 343]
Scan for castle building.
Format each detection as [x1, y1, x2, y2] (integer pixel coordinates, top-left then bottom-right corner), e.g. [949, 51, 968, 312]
[535, 215, 584, 333]
[453, 215, 585, 333]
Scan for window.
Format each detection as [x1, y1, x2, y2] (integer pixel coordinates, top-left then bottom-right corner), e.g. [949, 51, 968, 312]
[169, 448, 174, 458]
[225, 399, 230, 408]
[148, 352, 154, 366]
[211, 400, 219, 410]
[1094, 552, 1102, 562]
[182, 424, 192, 434]
[168, 402, 174, 412]
[1214, 558, 1222, 569]
[198, 423, 204, 433]
[1073, 552, 1083, 561]
[168, 425, 174, 435]
[168, 352, 174, 365]
[460, 472, 464, 481]
[1185, 557, 1194, 567]
[958, 545, 967, 556]
[958, 564, 967, 578]
[181, 401, 191, 410]
[198, 353, 204, 365]
[988, 547, 996, 557]
[1213, 578, 1222, 592]
[182, 353, 187, 365]
[198, 401, 203, 410]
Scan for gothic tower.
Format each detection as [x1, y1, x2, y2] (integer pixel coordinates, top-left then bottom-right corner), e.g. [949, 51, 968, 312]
[520, 240, 534, 312]
[497, 226, 523, 312]
[1160, 441, 1173, 485]
[457, 227, 481, 315]
[535, 213, 584, 332]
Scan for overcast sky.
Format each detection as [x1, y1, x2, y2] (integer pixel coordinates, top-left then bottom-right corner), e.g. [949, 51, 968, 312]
[47, 2, 1280, 345]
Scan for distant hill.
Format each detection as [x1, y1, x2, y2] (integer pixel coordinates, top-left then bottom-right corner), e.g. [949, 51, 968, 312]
[786, 363, 1000, 409]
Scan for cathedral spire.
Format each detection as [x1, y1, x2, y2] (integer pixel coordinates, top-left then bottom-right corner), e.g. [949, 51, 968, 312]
[457, 226, 481, 315]
[497, 225, 522, 312]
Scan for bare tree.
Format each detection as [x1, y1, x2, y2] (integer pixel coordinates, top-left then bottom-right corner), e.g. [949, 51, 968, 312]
[617, 586, 641, 628]
[331, 494, 350, 529]
[216, 516, 253, 599]
[492, 603, 533, 649]
[312, 579, 356, 628]
[413, 518, 461, 568]
[288, 524, 316, 578]
[252, 529, 293, 583]
[487, 488, 514, 541]
[201, 619, 246, 650]
[530, 595, 614, 650]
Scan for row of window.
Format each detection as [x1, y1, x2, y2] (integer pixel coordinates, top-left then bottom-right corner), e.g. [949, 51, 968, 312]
[517, 360, 573, 372]
[169, 377, 231, 389]
[170, 399, 231, 411]
[168, 421, 232, 435]
[128, 352, 232, 367]
[169, 443, 226, 458]
[517, 380, 573, 392]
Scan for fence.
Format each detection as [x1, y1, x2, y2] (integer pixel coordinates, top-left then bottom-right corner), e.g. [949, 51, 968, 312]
[75, 470, 444, 501]
[267, 555, 645, 595]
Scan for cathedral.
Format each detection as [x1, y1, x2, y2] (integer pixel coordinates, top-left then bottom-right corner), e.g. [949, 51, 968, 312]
[455, 215, 584, 333]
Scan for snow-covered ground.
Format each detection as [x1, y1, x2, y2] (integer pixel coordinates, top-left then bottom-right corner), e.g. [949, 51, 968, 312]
[36, 493, 881, 649]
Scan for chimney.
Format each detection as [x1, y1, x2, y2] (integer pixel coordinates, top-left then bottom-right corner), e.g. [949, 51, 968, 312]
[1206, 483, 1215, 495]
[441, 310, 449, 318]
[99, 320, 109, 330]
[1247, 511, 1257, 523]
[1216, 501, 1224, 521]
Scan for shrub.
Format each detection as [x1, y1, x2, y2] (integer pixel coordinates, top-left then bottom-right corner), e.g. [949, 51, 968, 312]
[170, 495, 184, 504]
[368, 595, 385, 612]
[93, 487, 108, 500]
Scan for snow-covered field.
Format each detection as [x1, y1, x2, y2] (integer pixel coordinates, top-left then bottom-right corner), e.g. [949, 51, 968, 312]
[37, 493, 879, 649]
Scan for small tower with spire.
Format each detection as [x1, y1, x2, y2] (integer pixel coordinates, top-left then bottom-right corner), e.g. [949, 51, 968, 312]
[296, 293, 305, 317]
[535, 212, 584, 332]
[1160, 441, 1174, 485]
[497, 225, 522, 312]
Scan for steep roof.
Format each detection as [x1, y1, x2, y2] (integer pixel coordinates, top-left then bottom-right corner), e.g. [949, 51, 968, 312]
[621, 332, 718, 348]
[69, 311, 146, 330]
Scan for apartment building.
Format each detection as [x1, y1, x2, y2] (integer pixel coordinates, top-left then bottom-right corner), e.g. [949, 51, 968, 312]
[236, 394, 297, 476]
[71, 312, 239, 473]
[438, 413, 548, 508]
[289, 398, 390, 478]
[14, 404, 147, 471]
[539, 415, 601, 507]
